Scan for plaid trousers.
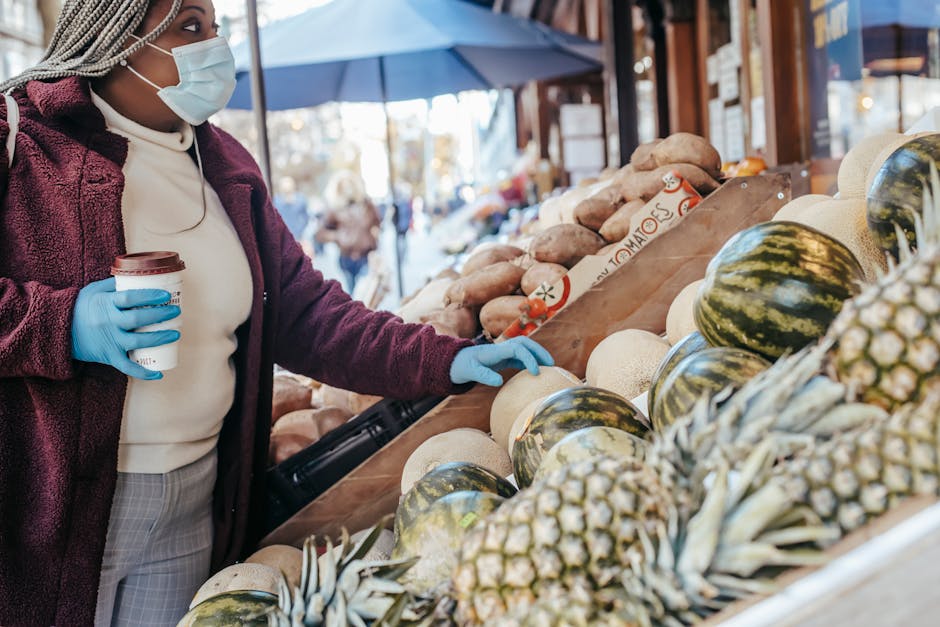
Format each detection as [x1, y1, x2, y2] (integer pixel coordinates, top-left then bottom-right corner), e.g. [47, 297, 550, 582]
[94, 451, 217, 626]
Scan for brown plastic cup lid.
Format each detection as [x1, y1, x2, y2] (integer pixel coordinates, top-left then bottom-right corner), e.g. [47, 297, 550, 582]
[112, 252, 185, 276]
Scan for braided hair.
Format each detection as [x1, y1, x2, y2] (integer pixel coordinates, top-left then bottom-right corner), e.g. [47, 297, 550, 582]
[0, 0, 183, 93]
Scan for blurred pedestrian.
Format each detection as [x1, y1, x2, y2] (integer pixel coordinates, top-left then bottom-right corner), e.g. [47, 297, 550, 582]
[273, 176, 313, 256]
[318, 171, 381, 292]
[392, 187, 413, 264]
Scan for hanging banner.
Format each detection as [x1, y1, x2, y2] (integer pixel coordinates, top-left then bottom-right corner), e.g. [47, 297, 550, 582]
[806, 0, 864, 158]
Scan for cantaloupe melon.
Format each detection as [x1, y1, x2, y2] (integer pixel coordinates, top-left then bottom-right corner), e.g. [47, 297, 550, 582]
[837, 132, 902, 198]
[244, 545, 302, 587]
[784, 198, 888, 282]
[772, 194, 832, 222]
[666, 280, 704, 344]
[400, 429, 512, 493]
[190, 563, 279, 609]
[489, 367, 582, 450]
[585, 330, 671, 399]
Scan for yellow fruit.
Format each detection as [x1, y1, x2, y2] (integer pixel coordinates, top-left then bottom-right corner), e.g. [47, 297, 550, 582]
[190, 563, 279, 609]
[666, 280, 703, 344]
[585, 329, 671, 399]
[772, 194, 832, 221]
[244, 545, 302, 588]
[489, 367, 582, 450]
[784, 198, 888, 282]
[837, 132, 902, 198]
[400, 429, 512, 493]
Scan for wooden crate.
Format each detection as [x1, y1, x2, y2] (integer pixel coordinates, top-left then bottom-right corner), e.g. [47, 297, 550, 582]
[262, 174, 791, 546]
[706, 497, 940, 627]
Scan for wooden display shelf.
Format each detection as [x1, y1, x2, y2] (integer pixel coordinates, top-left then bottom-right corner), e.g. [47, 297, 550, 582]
[706, 497, 940, 627]
[262, 174, 791, 546]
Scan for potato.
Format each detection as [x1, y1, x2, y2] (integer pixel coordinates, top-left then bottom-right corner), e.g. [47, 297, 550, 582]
[269, 432, 314, 465]
[521, 262, 568, 296]
[630, 139, 663, 171]
[600, 199, 647, 243]
[620, 163, 720, 202]
[530, 224, 606, 268]
[445, 262, 526, 307]
[316, 386, 381, 416]
[574, 185, 624, 231]
[461, 245, 525, 277]
[481, 296, 527, 339]
[272, 407, 352, 439]
[421, 304, 480, 339]
[651, 133, 722, 178]
[434, 268, 460, 281]
[272, 376, 313, 425]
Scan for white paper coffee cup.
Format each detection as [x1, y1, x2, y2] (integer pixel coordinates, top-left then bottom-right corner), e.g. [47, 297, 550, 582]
[112, 252, 186, 372]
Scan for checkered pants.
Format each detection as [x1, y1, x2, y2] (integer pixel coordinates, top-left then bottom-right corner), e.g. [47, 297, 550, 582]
[94, 451, 217, 626]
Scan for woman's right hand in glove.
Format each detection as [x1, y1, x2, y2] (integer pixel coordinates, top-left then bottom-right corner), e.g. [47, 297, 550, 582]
[71, 277, 181, 380]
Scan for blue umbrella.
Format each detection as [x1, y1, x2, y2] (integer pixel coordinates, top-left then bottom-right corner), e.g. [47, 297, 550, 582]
[861, 1, 940, 29]
[227, 0, 602, 111]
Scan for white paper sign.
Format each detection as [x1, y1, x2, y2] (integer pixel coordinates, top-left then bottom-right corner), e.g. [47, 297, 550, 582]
[707, 54, 719, 85]
[563, 137, 606, 171]
[725, 104, 746, 162]
[560, 104, 603, 138]
[718, 48, 740, 103]
[751, 96, 767, 150]
[709, 99, 727, 161]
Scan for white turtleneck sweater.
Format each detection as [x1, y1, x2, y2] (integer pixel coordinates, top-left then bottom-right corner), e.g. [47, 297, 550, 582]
[92, 92, 253, 474]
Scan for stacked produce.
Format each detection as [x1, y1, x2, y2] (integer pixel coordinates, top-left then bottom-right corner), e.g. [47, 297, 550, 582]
[181, 132, 940, 626]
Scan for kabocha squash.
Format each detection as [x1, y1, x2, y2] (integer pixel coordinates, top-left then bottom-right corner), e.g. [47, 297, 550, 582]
[534, 426, 646, 481]
[178, 591, 276, 626]
[648, 331, 711, 416]
[511, 386, 649, 488]
[652, 346, 770, 431]
[867, 133, 940, 259]
[394, 462, 516, 540]
[694, 221, 865, 360]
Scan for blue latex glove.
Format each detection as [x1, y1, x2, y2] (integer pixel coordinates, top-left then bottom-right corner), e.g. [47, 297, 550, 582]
[71, 277, 181, 381]
[450, 337, 555, 387]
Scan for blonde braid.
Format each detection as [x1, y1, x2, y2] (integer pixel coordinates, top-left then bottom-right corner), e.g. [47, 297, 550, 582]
[0, 0, 183, 93]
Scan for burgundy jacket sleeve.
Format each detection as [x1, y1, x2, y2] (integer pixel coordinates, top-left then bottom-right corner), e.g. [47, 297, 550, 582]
[267, 200, 473, 399]
[0, 105, 79, 381]
[0, 279, 79, 380]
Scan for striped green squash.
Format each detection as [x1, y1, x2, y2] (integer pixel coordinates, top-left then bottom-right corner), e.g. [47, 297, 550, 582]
[652, 346, 771, 431]
[177, 591, 276, 626]
[648, 331, 711, 415]
[511, 386, 649, 488]
[868, 133, 940, 259]
[393, 490, 504, 592]
[694, 221, 865, 360]
[534, 426, 646, 481]
[394, 462, 516, 541]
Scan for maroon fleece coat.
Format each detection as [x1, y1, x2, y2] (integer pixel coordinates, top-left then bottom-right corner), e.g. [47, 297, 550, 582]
[0, 77, 472, 626]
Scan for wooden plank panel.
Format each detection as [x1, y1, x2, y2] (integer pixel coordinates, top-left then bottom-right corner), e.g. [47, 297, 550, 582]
[262, 174, 790, 547]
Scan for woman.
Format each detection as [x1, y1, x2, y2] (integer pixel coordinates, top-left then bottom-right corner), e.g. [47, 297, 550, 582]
[317, 171, 381, 292]
[0, 1, 552, 624]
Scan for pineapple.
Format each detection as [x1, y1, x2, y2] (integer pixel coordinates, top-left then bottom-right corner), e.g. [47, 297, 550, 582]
[826, 165, 940, 410]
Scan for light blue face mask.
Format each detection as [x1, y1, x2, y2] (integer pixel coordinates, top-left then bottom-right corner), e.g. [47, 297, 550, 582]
[121, 35, 236, 125]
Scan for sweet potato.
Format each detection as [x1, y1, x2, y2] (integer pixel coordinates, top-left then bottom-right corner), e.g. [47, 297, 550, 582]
[445, 262, 526, 307]
[481, 296, 527, 339]
[630, 139, 663, 171]
[651, 133, 722, 179]
[521, 262, 568, 296]
[272, 376, 313, 425]
[269, 432, 314, 466]
[272, 407, 352, 439]
[574, 185, 624, 231]
[620, 163, 720, 202]
[421, 304, 481, 339]
[461, 245, 525, 277]
[434, 267, 460, 281]
[599, 199, 646, 243]
[529, 224, 606, 268]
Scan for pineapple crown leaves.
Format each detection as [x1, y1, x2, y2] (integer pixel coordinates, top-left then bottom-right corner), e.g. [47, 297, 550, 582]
[268, 521, 418, 627]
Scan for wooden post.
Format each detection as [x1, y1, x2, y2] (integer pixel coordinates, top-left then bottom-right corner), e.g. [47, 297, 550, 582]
[757, 0, 807, 166]
[664, 0, 702, 135]
[609, 0, 640, 165]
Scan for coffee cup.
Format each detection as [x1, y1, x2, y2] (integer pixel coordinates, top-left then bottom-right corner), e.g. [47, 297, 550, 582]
[112, 251, 186, 372]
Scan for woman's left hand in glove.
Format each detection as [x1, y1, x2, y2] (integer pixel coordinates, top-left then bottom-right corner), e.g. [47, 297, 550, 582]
[450, 337, 554, 387]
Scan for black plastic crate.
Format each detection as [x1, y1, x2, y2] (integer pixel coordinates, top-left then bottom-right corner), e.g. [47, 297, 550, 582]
[265, 394, 444, 532]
